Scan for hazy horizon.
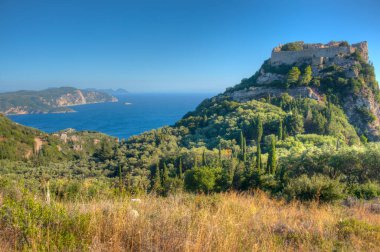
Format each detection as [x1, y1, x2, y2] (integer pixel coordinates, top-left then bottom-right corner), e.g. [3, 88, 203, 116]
[1, 0, 379, 93]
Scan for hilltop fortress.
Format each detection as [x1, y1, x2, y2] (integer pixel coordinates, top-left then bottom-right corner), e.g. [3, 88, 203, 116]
[224, 40, 380, 140]
[270, 41, 368, 66]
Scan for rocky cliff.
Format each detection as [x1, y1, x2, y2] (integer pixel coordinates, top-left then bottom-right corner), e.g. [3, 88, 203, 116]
[0, 87, 118, 115]
[224, 41, 380, 140]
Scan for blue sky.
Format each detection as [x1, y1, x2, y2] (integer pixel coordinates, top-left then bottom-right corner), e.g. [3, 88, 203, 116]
[0, 0, 379, 93]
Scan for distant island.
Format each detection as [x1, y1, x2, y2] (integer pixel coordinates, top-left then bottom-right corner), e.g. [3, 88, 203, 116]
[0, 87, 118, 115]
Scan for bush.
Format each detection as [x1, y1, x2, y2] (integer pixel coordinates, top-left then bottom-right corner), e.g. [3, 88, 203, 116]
[281, 42, 304, 51]
[284, 175, 344, 202]
[0, 184, 91, 250]
[356, 107, 376, 123]
[185, 167, 220, 193]
[337, 219, 380, 241]
[350, 182, 380, 200]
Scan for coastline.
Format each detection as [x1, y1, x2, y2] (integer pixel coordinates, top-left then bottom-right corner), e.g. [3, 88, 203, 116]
[2, 100, 118, 116]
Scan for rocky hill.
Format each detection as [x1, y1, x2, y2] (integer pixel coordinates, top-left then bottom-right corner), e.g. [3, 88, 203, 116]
[0, 87, 118, 115]
[223, 41, 380, 140]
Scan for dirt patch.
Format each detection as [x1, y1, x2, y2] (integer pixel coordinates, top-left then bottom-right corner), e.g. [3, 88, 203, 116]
[34, 137, 44, 154]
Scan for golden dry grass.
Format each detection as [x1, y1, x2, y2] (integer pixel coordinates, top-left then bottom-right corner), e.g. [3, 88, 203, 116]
[1, 191, 380, 251]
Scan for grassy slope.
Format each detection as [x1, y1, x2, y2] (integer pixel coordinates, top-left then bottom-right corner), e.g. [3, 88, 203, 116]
[0, 114, 41, 159]
[0, 183, 379, 251]
[0, 114, 116, 161]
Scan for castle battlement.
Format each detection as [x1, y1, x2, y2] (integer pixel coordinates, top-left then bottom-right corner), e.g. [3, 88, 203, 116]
[270, 41, 368, 66]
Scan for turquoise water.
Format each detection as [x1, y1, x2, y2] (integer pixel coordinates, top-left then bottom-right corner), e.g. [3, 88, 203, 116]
[8, 93, 212, 140]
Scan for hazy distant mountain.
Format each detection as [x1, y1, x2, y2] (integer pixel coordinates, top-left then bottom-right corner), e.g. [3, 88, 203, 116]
[84, 88, 129, 96]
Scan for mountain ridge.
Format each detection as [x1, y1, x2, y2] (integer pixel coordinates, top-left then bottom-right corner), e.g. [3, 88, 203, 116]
[0, 87, 118, 115]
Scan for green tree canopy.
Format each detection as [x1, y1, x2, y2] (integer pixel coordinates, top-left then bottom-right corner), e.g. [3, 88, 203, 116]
[287, 67, 301, 87]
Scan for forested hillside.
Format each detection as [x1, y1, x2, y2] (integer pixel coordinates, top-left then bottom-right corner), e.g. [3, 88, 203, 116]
[1, 41, 380, 251]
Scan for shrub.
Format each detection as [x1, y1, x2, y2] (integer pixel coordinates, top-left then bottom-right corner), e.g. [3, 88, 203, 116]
[356, 107, 376, 123]
[350, 182, 380, 200]
[281, 42, 304, 51]
[0, 187, 91, 250]
[337, 219, 380, 241]
[185, 167, 220, 193]
[284, 175, 344, 202]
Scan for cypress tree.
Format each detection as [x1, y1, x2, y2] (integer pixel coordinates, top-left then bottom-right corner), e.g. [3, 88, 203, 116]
[243, 137, 247, 162]
[283, 125, 288, 140]
[301, 65, 312, 86]
[240, 131, 244, 151]
[194, 155, 198, 168]
[162, 162, 169, 183]
[278, 119, 283, 140]
[218, 143, 222, 165]
[178, 157, 183, 179]
[266, 136, 277, 174]
[202, 150, 207, 166]
[286, 66, 301, 87]
[256, 143, 262, 171]
[256, 117, 263, 170]
[256, 118, 263, 143]
[118, 164, 123, 193]
[152, 162, 162, 192]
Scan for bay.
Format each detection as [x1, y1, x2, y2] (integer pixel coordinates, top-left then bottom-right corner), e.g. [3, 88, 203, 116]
[8, 93, 212, 140]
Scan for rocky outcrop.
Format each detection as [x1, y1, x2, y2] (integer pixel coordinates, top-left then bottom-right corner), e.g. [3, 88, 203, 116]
[342, 88, 380, 140]
[225, 41, 380, 141]
[230, 86, 323, 103]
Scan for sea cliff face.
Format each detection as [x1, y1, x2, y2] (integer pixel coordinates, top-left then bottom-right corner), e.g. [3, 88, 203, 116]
[0, 87, 118, 115]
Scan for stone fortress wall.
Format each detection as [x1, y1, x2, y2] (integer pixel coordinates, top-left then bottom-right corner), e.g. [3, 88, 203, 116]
[270, 41, 368, 66]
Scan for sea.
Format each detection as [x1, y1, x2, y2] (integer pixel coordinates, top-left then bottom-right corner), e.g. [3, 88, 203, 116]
[8, 93, 213, 140]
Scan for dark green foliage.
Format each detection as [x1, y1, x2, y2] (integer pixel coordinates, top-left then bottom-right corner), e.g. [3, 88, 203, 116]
[95, 140, 115, 161]
[286, 67, 301, 87]
[360, 134, 368, 144]
[255, 117, 263, 170]
[266, 136, 277, 175]
[152, 162, 162, 193]
[261, 60, 293, 75]
[350, 182, 380, 200]
[281, 144, 380, 184]
[356, 107, 376, 123]
[281, 42, 304, 51]
[285, 175, 344, 202]
[284, 112, 304, 135]
[184, 167, 218, 193]
[178, 157, 183, 179]
[339, 41, 349, 47]
[300, 65, 312, 86]
[278, 120, 283, 140]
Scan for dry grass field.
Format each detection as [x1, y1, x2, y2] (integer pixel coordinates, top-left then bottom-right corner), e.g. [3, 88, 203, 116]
[1, 191, 380, 251]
